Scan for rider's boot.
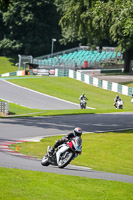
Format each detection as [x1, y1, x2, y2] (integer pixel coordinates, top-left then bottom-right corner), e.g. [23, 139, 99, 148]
[48, 146, 55, 157]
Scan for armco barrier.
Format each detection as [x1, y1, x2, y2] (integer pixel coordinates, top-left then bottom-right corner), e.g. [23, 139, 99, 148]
[0, 70, 25, 77]
[55, 69, 133, 97]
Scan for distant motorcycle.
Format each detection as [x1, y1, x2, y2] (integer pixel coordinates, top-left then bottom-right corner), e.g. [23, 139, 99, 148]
[41, 136, 82, 168]
[114, 99, 123, 109]
[80, 99, 87, 109]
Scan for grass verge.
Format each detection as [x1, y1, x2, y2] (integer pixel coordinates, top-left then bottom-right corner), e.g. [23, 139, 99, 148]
[10, 130, 133, 175]
[0, 56, 18, 74]
[0, 101, 126, 118]
[120, 81, 133, 87]
[0, 167, 132, 200]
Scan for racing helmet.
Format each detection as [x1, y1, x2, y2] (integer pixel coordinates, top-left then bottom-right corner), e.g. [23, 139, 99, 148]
[74, 127, 82, 136]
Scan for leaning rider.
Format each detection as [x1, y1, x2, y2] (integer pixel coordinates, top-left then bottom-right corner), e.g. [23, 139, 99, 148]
[48, 127, 82, 155]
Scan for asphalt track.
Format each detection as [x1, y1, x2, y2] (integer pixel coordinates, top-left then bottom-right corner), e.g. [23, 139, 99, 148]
[0, 79, 81, 110]
[0, 79, 133, 183]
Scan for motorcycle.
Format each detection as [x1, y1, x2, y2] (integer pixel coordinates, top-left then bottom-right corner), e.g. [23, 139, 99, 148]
[80, 99, 87, 109]
[41, 136, 82, 168]
[114, 99, 123, 109]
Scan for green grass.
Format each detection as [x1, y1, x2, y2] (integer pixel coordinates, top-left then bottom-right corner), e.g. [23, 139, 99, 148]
[0, 167, 132, 200]
[0, 100, 44, 117]
[10, 130, 133, 175]
[7, 76, 133, 113]
[0, 68, 133, 117]
[0, 56, 18, 75]
[9, 102, 42, 115]
[120, 81, 133, 88]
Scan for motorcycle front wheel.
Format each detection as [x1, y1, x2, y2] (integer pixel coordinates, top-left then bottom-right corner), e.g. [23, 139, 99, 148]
[58, 151, 74, 168]
[41, 155, 49, 166]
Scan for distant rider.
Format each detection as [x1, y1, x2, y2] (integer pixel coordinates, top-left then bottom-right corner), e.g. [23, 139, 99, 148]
[48, 127, 82, 155]
[79, 93, 88, 106]
[114, 95, 123, 109]
[79, 93, 88, 101]
[113, 95, 120, 108]
[131, 94, 133, 103]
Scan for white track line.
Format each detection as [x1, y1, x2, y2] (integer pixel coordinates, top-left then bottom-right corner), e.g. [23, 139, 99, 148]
[1, 79, 95, 109]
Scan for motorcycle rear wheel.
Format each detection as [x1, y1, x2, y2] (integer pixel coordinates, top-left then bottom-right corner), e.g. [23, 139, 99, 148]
[41, 155, 49, 166]
[58, 151, 74, 168]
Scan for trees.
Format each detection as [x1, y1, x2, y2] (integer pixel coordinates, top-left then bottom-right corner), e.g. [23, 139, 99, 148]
[110, 0, 133, 72]
[55, 0, 94, 45]
[55, 0, 133, 72]
[0, 0, 132, 72]
[0, 0, 61, 56]
[93, 0, 133, 72]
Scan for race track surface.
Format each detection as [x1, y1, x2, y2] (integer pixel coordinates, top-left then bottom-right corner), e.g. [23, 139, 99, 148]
[0, 78, 133, 183]
[0, 79, 80, 110]
[0, 114, 133, 183]
[0, 151, 132, 183]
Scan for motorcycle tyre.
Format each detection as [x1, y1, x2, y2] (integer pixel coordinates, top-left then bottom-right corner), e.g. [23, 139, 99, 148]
[80, 104, 86, 109]
[58, 151, 74, 168]
[41, 155, 49, 166]
[80, 104, 83, 109]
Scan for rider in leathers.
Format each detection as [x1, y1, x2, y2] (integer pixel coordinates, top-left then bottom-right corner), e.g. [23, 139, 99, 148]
[48, 127, 82, 155]
[79, 93, 88, 107]
[79, 93, 88, 101]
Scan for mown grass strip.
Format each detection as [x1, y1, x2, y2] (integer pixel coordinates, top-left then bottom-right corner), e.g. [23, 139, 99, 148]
[0, 167, 132, 200]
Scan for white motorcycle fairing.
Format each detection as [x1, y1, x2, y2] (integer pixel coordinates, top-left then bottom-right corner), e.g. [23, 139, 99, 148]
[117, 100, 123, 109]
[56, 144, 70, 164]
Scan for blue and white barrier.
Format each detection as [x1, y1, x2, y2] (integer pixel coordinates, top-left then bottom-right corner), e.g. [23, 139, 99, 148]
[55, 69, 133, 96]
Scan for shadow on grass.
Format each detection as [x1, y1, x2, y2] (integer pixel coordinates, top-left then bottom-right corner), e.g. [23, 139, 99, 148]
[7, 56, 18, 67]
[120, 81, 133, 85]
[9, 112, 16, 115]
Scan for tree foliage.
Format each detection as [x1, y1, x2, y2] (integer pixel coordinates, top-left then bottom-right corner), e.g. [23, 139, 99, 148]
[0, 0, 61, 56]
[0, 0, 133, 72]
[55, 0, 95, 45]
[55, 0, 133, 72]
[92, 0, 133, 72]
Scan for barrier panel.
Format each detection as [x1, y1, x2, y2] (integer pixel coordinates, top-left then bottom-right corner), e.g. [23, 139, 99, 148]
[55, 69, 133, 97]
[0, 101, 9, 115]
[1, 70, 25, 77]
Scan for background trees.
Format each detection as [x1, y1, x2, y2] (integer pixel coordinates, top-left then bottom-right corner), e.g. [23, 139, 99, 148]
[55, 0, 133, 72]
[0, 0, 133, 72]
[0, 0, 61, 56]
[92, 0, 133, 72]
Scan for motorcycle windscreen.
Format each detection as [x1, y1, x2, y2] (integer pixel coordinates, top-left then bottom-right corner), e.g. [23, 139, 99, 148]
[72, 136, 82, 152]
